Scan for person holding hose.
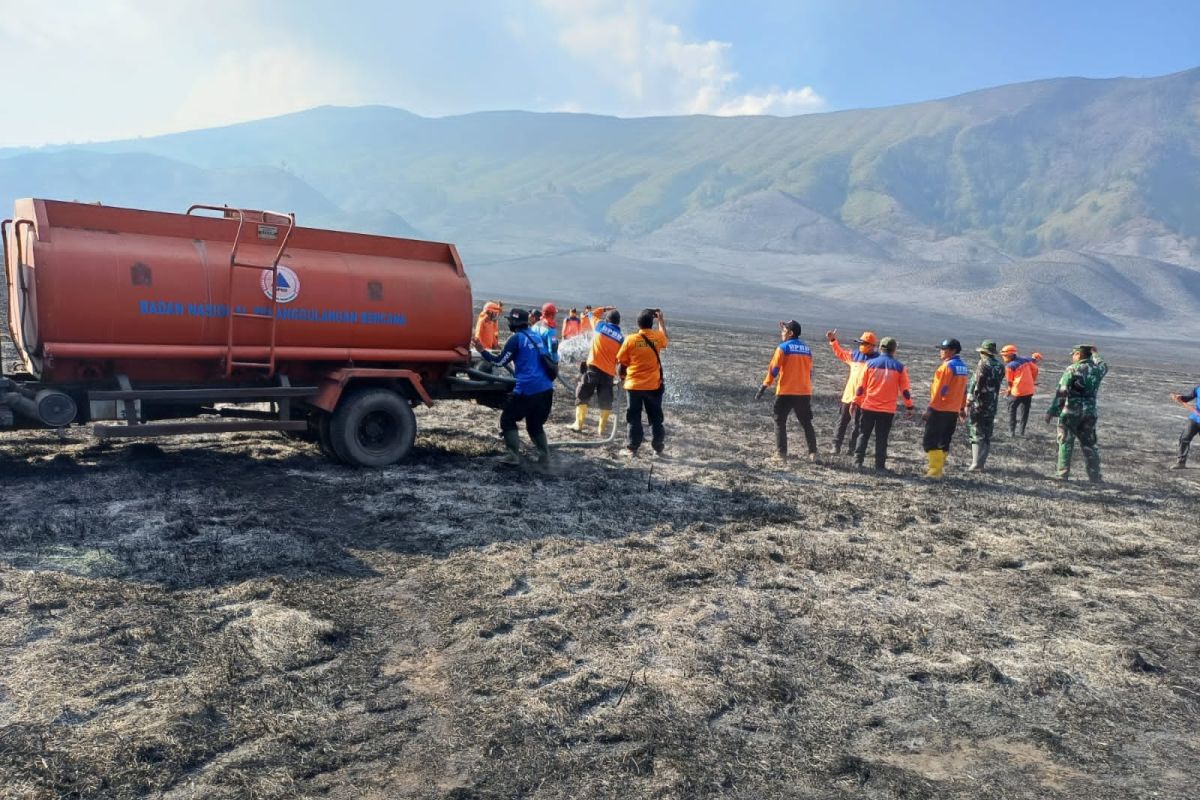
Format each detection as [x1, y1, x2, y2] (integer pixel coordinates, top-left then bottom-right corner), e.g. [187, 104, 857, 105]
[473, 308, 556, 466]
[854, 337, 914, 472]
[966, 340, 1006, 472]
[922, 338, 970, 478]
[1045, 344, 1107, 481]
[827, 329, 878, 455]
[1001, 344, 1040, 436]
[571, 309, 624, 435]
[616, 308, 668, 458]
[756, 320, 819, 464]
[1169, 382, 1200, 469]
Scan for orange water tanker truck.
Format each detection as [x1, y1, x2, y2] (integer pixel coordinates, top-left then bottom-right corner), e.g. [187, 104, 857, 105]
[1, 199, 514, 466]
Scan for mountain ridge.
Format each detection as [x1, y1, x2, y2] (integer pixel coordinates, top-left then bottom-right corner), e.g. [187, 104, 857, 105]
[2, 67, 1199, 336]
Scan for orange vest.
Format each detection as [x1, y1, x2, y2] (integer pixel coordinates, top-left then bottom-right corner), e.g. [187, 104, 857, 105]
[763, 338, 814, 395]
[857, 354, 914, 413]
[928, 356, 970, 412]
[1006, 357, 1039, 397]
[588, 321, 624, 376]
[831, 339, 876, 404]
[474, 311, 498, 350]
[616, 329, 668, 391]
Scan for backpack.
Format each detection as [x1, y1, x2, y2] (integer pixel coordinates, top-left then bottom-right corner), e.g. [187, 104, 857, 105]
[520, 330, 559, 380]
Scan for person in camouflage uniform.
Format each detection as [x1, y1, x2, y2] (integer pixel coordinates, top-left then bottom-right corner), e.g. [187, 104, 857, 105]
[1044, 344, 1108, 481]
[966, 340, 1006, 472]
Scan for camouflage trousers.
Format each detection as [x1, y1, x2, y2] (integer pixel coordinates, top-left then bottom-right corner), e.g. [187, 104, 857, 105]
[1056, 413, 1101, 480]
[967, 411, 997, 445]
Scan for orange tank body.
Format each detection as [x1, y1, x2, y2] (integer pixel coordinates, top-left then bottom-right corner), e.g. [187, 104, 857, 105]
[4, 199, 472, 386]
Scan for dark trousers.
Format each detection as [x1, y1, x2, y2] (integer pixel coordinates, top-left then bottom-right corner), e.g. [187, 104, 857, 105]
[575, 365, 615, 410]
[855, 409, 896, 469]
[1180, 419, 1200, 464]
[500, 389, 554, 438]
[833, 402, 862, 453]
[922, 410, 959, 452]
[626, 389, 665, 452]
[773, 394, 817, 457]
[1009, 394, 1033, 434]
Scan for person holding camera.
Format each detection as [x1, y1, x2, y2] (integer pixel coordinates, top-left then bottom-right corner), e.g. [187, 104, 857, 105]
[616, 308, 669, 458]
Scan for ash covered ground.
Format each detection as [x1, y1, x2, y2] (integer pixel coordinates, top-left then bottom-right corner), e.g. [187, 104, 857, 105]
[0, 321, 1198, 799]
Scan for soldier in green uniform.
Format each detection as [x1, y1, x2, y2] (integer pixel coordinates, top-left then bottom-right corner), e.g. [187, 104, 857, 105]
[966, 340, 1006, 472]
[1044, 344, 1108, 481]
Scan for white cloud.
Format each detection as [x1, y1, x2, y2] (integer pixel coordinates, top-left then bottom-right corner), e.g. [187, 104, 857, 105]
[170, 46, 364, 131]
[0, 1, 365, 145]
[715, 86, 827, 117]
[540, 0, 825, 117]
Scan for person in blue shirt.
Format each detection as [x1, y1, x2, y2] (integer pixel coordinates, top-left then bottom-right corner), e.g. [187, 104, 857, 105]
[1170, 383, 1200, 469]
[474, 308, 556, 465]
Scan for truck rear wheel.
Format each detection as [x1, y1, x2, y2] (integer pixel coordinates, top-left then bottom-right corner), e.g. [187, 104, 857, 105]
[316, 413, 345, 464]
[329, 388, 416, 467]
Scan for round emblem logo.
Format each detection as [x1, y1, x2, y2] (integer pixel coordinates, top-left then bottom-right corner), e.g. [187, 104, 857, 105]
[261, 265, 300, 303]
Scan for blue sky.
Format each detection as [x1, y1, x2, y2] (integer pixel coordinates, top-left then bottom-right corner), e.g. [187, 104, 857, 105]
[0, 0, 1196, 147]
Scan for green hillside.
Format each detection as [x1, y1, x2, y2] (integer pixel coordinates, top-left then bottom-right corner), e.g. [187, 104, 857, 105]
[38, 67, 1193, 258]
[3, 68, 1199, 335]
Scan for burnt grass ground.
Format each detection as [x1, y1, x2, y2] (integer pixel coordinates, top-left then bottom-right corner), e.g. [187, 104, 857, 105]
[0, 320, 1198, 799]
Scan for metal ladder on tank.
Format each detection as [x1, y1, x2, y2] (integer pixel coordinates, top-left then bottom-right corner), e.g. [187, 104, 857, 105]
[187, 205, 296, 378]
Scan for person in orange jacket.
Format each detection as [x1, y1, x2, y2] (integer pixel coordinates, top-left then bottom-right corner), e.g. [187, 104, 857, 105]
[1001, 344, 1040, 436]
[853, 337, 915, 471]
[616, 308, 668, 458]
[582, 305, 596, 334]
[826, 329, 879, 455]
[571, 309, 624, 435]
[473, 301, 503, 350]
[588, 305, 614, 332]
[562, 308, 583, 339]
[755, 320, 819, 464]
[922, 338, 970, 478]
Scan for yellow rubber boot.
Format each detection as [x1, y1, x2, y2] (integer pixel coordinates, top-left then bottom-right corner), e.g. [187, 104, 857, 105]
[925, 450, 939, 478]
[598, 409, 611, 436]
[571, 404, 588, 432]
[932, 450, 947, 478]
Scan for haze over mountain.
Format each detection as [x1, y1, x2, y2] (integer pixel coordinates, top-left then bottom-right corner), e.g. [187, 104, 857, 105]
[3, 67, 1198, 336]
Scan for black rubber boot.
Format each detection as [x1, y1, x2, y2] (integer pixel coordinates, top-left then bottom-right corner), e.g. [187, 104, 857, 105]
[531, 431, 551, 465]
[501, 430, 522, 465]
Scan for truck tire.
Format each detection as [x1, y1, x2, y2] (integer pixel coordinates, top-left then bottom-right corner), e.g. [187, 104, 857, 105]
[316, 413, 345, 464]
[329, 388, 416, 467]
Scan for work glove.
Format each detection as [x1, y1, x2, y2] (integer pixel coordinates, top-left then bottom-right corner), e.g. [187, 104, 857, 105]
[754, 385, 767, 401]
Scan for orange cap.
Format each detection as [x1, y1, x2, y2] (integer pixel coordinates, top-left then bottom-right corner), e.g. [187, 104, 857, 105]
[541, 302, 557, 318]
[1031, 352, 1043, 361]
[1001, 344, 1018, 355]
[854, 331, 878, 346]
